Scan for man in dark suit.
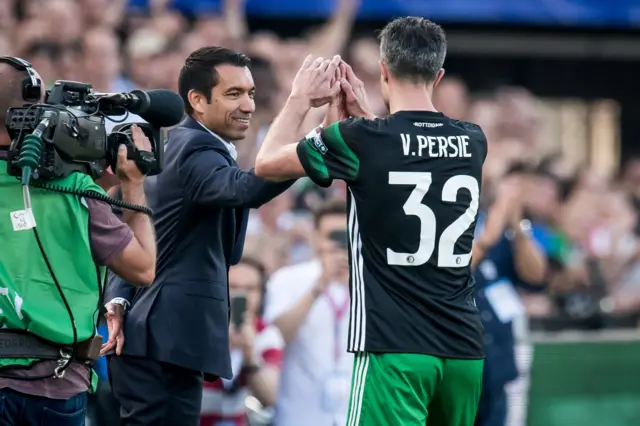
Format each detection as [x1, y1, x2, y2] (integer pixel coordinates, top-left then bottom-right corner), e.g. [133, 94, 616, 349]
[103, 47, 294, 426]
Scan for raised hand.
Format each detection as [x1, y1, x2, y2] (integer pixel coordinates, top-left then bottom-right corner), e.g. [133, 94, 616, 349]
[115, 125, 152, 184]
[339, 61, 375, 119]
[291, 54, 342, 107]
[323, 63, 349, 126]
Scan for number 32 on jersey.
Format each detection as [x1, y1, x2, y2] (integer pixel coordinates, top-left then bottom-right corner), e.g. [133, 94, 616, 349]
[387, 172, 479, 268]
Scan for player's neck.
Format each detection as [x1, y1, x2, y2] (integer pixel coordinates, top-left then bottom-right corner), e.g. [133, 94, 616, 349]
[388, 82, 437, 115]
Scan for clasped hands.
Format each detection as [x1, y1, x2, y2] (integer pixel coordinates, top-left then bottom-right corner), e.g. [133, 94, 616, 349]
[290, 54, 375, 121]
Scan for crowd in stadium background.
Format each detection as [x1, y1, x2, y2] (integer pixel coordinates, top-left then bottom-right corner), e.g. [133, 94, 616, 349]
[2, 0, 640, 425]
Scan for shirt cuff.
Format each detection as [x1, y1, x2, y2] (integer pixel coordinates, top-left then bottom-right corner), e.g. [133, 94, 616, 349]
[106, 297, 130, 312]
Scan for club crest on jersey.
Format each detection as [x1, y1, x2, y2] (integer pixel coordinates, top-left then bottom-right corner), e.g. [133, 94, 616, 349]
[306, 127, 328, 155]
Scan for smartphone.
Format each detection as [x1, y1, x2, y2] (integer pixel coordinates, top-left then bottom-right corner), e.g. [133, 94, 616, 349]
[230, 294, 247, 329]
[329, 230, 348, 250]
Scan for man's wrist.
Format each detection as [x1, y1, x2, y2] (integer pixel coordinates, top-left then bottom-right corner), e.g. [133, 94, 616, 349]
[106, 297, 130, 313]
[311, 281, 325, 298]
[287, 94, 312, 111]
[474, 236, 492, 252]
[120, 182, 147, 209]
[507, 219, 532, 241]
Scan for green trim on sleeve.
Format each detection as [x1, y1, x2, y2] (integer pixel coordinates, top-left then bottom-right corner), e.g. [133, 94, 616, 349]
[296, 138, 333, 188]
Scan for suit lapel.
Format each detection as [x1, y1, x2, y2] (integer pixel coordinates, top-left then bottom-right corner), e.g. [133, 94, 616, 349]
[180, 117, 248, 264]
[179, 117, 236, 165]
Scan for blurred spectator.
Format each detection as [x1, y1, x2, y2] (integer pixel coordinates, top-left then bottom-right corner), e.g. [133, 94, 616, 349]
[434, 76, 469, 120]
[472, 169, 547, 426]
[264, 200, 352, 426]
[201, 258, 283, 426]
[82, 29, 132, 93]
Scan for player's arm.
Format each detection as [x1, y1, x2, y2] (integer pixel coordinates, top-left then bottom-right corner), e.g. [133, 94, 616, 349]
[254, 94, 312, 181]
[256, 54, 352, 183]
[256, 118, 361, 187]
[509, 222, 548, 284]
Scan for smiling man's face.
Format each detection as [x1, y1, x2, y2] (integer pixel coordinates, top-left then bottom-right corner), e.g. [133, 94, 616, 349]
[202, 64, 256, 141]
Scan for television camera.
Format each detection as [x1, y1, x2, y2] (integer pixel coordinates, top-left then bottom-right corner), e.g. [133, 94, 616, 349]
[5, 80, 185, 185]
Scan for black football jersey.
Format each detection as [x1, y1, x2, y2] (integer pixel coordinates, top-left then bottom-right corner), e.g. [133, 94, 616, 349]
[297, 111, 487, 358]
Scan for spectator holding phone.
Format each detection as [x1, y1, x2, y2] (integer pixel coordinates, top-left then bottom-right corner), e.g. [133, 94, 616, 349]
[201, 257, 283, 426]
[264, 199, 351, 426]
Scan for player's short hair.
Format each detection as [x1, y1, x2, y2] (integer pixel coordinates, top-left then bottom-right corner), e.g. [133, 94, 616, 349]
[313, 198, 347, 228]
[179, 46, 251, 115]
[378, 17, 447, 83]
[0, 64, 30, 133]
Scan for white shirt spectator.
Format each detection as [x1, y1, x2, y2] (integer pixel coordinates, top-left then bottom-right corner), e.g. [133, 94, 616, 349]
[200, 318, 284, 426]
[264, 260, 352, 426]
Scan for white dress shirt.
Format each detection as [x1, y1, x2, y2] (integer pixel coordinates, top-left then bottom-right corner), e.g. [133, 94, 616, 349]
[265, 260, 353, 426]
[196, 121, 237, 160]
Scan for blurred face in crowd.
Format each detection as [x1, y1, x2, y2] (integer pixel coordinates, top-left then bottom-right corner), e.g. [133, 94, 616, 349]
[523, 174, 561, 223]
[22, 0, 45, 20]
[229, 262, 263, 317]
[247, 32, 281, 63]
[158, 52, 184, 93]
[433, 77, 469, 120]
[0, 1, 15, 33]
[315, 211, 349, 284]
[193, 64, 256, 141]
[45, 0, 81, 44]
[83, 30, 121, 90]
[315, 213, 347, 252]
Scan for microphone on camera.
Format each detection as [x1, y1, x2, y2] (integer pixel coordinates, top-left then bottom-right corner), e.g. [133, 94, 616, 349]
[98, 89, 185, 128]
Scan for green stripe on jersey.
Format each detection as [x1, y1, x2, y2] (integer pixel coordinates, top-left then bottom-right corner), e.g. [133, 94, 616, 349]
[304, 142, 331, 183]
[324, 122, 360, 181]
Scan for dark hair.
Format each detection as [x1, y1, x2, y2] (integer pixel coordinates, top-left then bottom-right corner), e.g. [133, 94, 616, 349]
[378, 17, 447, 83]
[313, 198, 347, 228]
[178, 46, 251, 115]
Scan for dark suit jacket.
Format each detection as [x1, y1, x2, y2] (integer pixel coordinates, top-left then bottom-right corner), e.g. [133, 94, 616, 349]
[105, 117, 293, 380]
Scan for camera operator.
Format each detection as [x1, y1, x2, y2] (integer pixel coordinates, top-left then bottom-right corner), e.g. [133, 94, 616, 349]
[0, 58, 156, 425]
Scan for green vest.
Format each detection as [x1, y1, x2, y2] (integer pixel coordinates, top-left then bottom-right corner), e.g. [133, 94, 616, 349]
[0, 161, 106, 391]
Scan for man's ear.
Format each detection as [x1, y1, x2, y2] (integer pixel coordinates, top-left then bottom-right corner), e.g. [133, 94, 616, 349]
[433, 68, 445, 89]
[379, 61, 389, 83]
[188, 89, 206, 116]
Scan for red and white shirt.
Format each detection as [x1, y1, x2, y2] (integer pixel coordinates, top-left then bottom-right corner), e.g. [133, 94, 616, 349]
[200, 318, 284, 426]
